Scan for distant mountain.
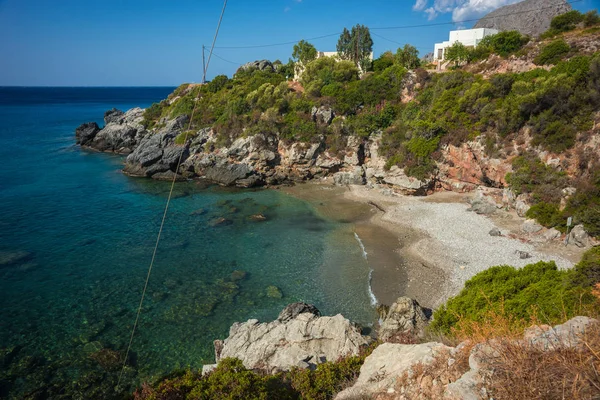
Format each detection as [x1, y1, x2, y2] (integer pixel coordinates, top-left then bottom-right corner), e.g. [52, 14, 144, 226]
[474, 0, 572, 37]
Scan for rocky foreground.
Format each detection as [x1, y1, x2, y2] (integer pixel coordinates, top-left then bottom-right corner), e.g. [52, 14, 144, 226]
[203, 299, 597, 400]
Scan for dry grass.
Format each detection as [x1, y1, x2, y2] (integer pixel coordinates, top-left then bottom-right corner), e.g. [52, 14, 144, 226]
[393, 343, 474, 400]
[387, 293, 600, 400]
[483, 322, 600, 400]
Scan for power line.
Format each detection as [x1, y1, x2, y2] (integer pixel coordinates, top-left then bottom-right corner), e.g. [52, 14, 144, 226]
[371, 32, 430, 51]
[214, 32, 341, 49]
[211, 51, 242, 66]
[211, 0, 583, 50]
[117, 0, 229, 391]
[204, 0, 228, 83]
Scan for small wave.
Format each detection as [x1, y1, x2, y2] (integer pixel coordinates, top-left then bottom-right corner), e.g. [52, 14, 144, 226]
[353, 232, 368, 260]
[354, 232, 378, 307]
[367, 268, 378, 307]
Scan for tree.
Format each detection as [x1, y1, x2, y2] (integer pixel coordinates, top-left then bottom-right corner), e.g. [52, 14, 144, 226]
[373, 51, 395, 72]
[292, 40, 317, 65]
[337, 24, 374, 72]
[445, 42, 469, 67]
[395, 44, 421, 70]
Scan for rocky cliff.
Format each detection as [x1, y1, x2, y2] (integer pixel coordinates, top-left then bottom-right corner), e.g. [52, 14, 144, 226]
[75, 106, 443, 194]
[474, 0, 571, 37]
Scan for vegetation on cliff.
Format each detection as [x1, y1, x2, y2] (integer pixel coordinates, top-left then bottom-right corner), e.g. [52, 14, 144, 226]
[134, 344, 377, 400]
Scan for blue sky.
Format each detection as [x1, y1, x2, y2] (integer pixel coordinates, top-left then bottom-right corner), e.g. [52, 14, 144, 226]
[0, 0, 596, 86]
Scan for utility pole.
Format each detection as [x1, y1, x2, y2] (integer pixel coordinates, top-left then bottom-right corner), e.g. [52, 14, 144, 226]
[202, 45, 206, 84]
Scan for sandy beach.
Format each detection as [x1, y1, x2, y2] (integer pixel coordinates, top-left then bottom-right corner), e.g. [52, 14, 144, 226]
[285, 181, 586, 310]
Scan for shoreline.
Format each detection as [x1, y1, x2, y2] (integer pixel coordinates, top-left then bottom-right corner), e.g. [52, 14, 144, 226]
[283, 180, 585, 310]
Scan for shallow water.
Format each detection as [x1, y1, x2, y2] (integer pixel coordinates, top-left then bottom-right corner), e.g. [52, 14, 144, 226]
[0, 88, 377, 397]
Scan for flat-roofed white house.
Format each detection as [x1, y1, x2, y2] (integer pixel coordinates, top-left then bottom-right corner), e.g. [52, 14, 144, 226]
[433, 28, 499, 62]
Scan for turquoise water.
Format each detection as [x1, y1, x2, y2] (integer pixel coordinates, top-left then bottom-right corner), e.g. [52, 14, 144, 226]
[0, 88, 376, 398]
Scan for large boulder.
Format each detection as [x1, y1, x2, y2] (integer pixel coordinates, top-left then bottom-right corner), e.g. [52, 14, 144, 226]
[381, 166, 432, 195]
[569, 224, 590, 248]
[123, 130, 189, 178]
[378, 297, 429, 341]
[237, 60, 274, 74]
[75, 122, 101, 146]
[212, 304, 370, 373]
[335, 342, 451, 399]
[311, 106, 334, 125]
[80, 107, 147, 154]
[333, 167, 365, 186]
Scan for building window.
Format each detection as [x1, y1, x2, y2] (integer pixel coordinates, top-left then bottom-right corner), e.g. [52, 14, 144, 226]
[437, 48, 443, 60]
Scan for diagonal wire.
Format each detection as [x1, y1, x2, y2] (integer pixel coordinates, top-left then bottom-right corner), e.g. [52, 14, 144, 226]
[117, 0, 228, 391]
[203, 0, 228, 83]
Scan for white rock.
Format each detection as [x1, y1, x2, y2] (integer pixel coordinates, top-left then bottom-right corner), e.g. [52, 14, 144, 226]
[335, 342, 450, 399]
[215, 310, 370, 373]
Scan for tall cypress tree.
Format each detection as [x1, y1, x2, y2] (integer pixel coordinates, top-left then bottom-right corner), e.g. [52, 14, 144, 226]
[337, 25, 373, 72]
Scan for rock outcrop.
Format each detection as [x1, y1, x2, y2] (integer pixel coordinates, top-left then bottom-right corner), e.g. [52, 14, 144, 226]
[474, 0, 572, 37]
[378, 297, 430, 342]
[337, 316, 598, 399]
[208, 302, 371, 373]
[75, 107, 146, 154]
[237, 60, 274, 74]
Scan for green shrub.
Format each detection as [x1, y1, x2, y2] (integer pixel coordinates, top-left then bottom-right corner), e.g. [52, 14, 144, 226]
[174, 131, 197, 145]
[584, 10, 600, 27]
[571, 246, 600, 287]
[534, 40, 571, 65]
[142, 101, 166, 129]
[505, 154, 568, 203]
[478, 31, 529, 57]
[550, 10, 584, 33]
[525, 202, 563, 228]
[430, 261, 594, 334]
[288, 348, 372, 400]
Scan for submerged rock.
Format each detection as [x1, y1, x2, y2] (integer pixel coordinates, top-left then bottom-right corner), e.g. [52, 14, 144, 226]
[230, 270, 247, 282]
[213, 303, 370, 372]
[0, 251, 32, 267]
[266, 285, 283, 299]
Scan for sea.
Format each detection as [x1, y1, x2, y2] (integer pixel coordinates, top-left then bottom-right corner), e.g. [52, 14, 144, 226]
[0, 87, 377, 398]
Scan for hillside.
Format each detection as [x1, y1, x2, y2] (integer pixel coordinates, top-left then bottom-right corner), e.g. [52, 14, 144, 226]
[474, 0, 571, 37]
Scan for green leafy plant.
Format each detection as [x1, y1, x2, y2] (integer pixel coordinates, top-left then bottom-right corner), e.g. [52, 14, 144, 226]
[534, 39, 571, 65]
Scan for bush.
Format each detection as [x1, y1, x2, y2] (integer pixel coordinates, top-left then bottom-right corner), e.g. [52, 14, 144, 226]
[534, 40, 571, 65]
[505, 154, 568, 202]
[430, 261, 594, 334]
[525, 202, 563, 228]
[550, 10, 584, 33]
[142, 101, 166, 129]
[571, 247, 600, 287]
[478, 31, 529, 57]
[584, 10, 600, 27]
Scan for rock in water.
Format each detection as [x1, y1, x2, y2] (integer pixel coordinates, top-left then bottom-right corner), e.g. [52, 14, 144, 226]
[474, 0, 572, 37]
[378, 297, 429, 342]
[266, 285, 283, 299]
[212, 304, 370, 372]
[75, 122, 100, 146]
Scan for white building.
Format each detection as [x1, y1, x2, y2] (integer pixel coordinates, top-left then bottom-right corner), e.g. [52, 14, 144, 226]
[433, 28, 499, 62]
